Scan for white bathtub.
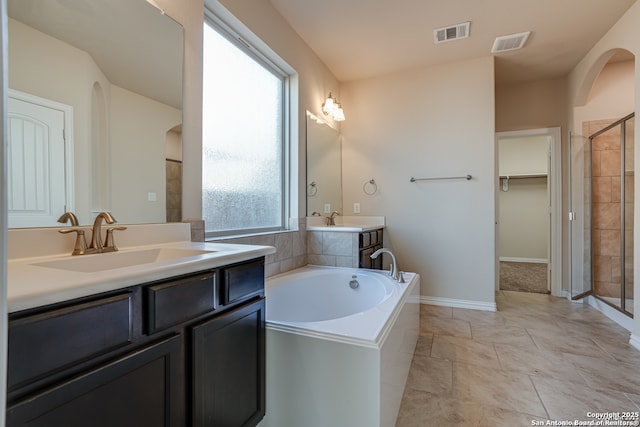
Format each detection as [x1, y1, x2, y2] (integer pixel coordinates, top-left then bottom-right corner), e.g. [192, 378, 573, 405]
[259, 266, 420, 427]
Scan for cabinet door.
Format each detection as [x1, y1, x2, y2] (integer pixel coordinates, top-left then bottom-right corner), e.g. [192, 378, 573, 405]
[7, 335, 182, 427]
[192, 298, 265, 427]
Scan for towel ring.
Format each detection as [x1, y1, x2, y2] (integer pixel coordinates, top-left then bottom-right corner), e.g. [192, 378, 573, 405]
[307, 181, 318, 196]
[363, 179, 378, 195]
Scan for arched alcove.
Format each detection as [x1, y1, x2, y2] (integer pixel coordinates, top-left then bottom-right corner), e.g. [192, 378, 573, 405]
[570, 48, 635, 321]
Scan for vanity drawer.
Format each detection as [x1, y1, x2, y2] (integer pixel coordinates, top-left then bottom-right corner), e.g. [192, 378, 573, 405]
[145, 271, 216, 334]
[222, 259, 265, 305]
[8, 293, 133, 391]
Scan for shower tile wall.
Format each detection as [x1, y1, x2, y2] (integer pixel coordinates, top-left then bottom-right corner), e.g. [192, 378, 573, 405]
[585, 119, 634, 301]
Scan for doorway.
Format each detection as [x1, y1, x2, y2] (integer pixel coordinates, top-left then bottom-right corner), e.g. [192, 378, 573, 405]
[7, 89, 73, 227]
[496, 128, 562, 296]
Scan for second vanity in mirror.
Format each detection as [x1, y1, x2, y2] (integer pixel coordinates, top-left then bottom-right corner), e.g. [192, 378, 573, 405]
[7, 0, 183, 228]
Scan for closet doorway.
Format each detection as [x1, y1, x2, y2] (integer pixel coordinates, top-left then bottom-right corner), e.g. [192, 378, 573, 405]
[496, 128, 562, 296]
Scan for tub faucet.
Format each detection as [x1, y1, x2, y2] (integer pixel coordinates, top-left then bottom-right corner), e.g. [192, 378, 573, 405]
[370, 248, 400, 281]
[327, 211, 340, 226]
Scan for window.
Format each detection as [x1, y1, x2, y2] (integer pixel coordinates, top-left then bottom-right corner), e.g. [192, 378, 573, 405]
[202, 15, 291, 236]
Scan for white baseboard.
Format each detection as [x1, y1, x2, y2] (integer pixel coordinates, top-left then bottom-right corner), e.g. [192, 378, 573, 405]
[630, 334, 640, 351]
[499, 257, 548, 264]
[587, 296, 633, 332]
[420, 296, 497, 312]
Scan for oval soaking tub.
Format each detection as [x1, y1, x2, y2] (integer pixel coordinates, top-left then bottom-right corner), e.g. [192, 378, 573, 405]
[260, 266, 420, 427]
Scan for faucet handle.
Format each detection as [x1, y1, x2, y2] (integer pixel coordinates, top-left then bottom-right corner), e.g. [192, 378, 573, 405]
[58, 228, 91, 255]
[104, 226, 127, 252]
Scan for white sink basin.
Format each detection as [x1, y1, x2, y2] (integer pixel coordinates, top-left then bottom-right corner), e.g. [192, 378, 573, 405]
[32, 248, 215, 273]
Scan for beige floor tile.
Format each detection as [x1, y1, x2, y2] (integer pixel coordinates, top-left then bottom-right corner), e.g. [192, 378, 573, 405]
[404, 355, 453, 395]
[453, 307, 506, 326]
[527, 328, 614, 359]
[431, 335, 501, 369]
[395, 390, 546, 427]
[414, 333, 433, 357]
[470, 323, 536, 347]
[626, 392, 640, 410]
[421, 304, 453, 318]
[494, 343, 586, 383]
[452, 362, 547, 417]
[396, 292, 640, 426]
[591, 334, 640, 365]
[532, 376, 639, 420]
[421, 316, 472, 338]
[567, 353, 640, 395]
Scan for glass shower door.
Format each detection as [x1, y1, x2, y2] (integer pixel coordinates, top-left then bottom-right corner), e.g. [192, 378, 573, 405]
[570, 132, 593, 300]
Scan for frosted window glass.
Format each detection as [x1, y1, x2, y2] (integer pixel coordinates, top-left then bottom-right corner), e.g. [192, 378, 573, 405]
[202, 23, 284, 234]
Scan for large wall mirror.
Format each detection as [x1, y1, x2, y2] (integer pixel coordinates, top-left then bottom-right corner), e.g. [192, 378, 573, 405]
[7, 0, 183, 228]
[306, 111, 342, 216]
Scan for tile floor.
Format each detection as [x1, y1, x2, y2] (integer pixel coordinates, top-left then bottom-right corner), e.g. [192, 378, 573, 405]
[395, 290, 640, 426]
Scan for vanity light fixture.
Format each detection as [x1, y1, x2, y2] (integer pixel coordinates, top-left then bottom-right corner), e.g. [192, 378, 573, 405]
[322, 93, 345, 122]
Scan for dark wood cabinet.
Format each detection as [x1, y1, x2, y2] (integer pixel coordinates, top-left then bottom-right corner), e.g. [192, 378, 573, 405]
[359, 228, 383, 269]
[192, 298, 265, 427]
[7, 257, 266, 427]
[7, 335, 181, 427]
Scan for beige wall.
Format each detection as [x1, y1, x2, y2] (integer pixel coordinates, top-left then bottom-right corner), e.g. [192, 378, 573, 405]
[341, 57, 497, 306]
[110, 86, 181, 224]
[574, 60, 635, 128]
[568, 0, 640, 340]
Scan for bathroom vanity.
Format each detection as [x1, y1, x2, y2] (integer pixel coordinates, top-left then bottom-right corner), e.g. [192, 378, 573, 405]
[306, 215, 385, 269]
[6, 223, 275, 427]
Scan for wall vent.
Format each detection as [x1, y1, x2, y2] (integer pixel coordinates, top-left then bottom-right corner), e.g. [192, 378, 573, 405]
[491, 31, 530, 53]
[433, 22, 471, 44]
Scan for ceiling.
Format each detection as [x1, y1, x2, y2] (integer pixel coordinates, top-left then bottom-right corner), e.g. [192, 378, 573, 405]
[8, 0, 183, 109]
[269, 0, 637, 85]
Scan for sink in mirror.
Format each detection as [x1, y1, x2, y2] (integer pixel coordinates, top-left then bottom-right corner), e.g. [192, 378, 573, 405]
[306, 111, 342, 216]
[32, 248, 216, 273]
[7, 0, 184, 228]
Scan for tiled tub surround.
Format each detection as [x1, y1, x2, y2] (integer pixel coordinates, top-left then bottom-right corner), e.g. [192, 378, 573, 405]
[306, 216, 386, 268]
[215, 218, 308, 277]
[214, 216, 386, 276]
[586, 118, 635, 306]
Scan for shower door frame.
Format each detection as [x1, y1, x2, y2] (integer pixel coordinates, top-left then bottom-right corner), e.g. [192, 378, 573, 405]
[585, 113, 634, 317]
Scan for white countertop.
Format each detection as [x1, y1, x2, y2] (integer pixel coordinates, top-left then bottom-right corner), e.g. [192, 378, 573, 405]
[8, 224, 275, 313]
[306, 215, 385, 232]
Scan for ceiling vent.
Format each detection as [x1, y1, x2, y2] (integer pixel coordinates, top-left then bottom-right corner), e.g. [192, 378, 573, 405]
[491, 31, 530, 53]
[433, 22, 470, 44]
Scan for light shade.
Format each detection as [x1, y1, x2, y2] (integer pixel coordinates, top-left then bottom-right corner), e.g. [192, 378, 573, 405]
[322, 93, 345, 121]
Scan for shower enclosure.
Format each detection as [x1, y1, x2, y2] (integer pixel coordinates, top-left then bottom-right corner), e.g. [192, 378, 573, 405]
[570, 113, 634, 317]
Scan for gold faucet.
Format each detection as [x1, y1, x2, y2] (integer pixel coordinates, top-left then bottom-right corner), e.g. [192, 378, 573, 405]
[327, 210, 340, 226]
[90, 212, 117, 253]
[58, 211, 126, 255]
[57, 212, 79, 226]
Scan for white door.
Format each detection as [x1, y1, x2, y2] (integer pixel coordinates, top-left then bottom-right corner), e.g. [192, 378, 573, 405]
[7, 93, 69, 227]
